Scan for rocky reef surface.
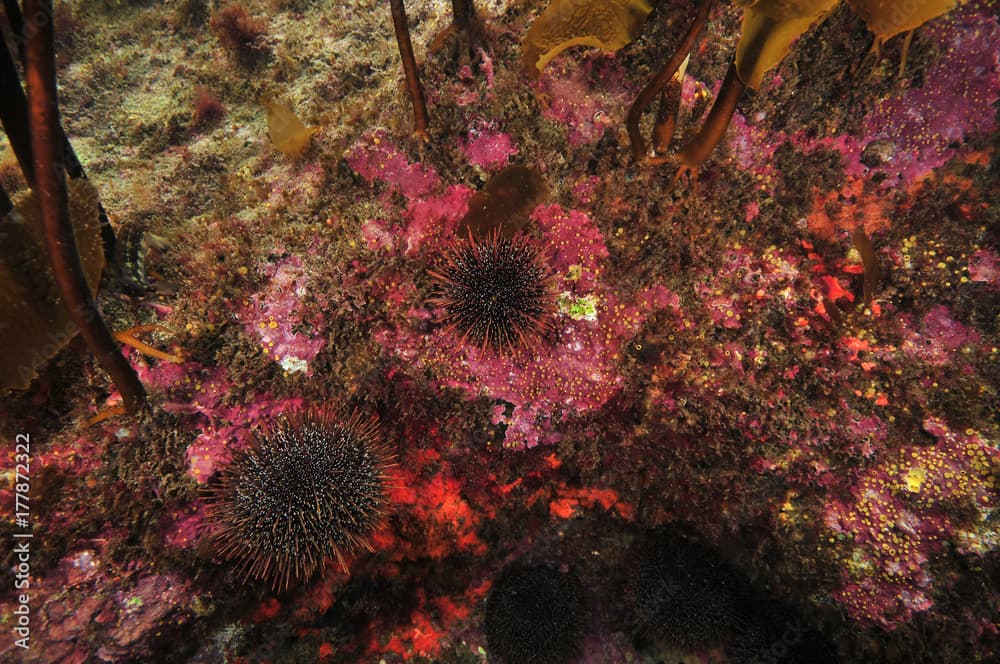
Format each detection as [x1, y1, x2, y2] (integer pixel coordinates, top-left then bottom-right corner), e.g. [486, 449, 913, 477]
[1, 1, 998, 662]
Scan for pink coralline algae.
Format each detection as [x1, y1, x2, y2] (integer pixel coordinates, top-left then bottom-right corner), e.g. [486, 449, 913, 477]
[0, 540, 193, 664]
[345, 129, 441, 200]
[134, 361, 230, 417]
[852, 4, 1000, 186]
[718, 4, 999, 191]
[380, 202, 680, 448]
[162, 502, 208, 549]
[901, 305, 981, 366]
[695, 243, 807, 332]
[461, 121, 519, 170]
[4, 1, 999, 661]
[537, 56, 635, 146]
[823, 418, 1000, 628]
[99, 574, 192, 660]
[238, 255, 325, 375]
[364, 185, 475, 256]
[133, 354, 306, 483]
[185, 396, 306, 483]
[400, 185, 475, 256]
[969, 249, 1000, 287]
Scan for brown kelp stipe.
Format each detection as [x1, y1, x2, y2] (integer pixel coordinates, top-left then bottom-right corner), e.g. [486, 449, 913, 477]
[451, 0, 475, 32]
[1, 0, 116, 258]
[0, 30, 36, 184]
[626, 0, 713, 162]
[430, 0, 483, 59]
[669, 61, 746, 181]
[2, 0, 25, 62]
[0, 183, 11, 217]
[23, 0, 146, 413]
[389, 0, 429, 141]
[651, 67, 683, 154]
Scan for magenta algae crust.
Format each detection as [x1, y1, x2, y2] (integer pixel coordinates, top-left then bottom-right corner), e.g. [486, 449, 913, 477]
[1, 1, 998, 663]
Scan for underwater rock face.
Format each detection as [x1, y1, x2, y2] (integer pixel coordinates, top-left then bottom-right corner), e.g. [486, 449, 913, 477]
[0, 0, 998, 663]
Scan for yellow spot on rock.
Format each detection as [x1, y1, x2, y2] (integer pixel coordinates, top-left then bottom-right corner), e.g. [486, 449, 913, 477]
[904, 466, 927, 493]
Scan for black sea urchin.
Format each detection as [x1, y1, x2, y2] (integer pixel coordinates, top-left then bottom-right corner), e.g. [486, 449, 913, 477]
[626, 530, 747, 650]
[429, 230, 556, 352]
[207, 410, 393, 591]
[484, 563, 585, 664]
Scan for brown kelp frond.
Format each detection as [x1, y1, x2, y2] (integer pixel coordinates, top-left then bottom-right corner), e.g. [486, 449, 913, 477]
[627, 0, 713, 162]
[522, 0, 653, 79]
[1, 180, 104, 391]
[262, 98, 317, 157]
[457, 164, 549, 239]
[735, 0, 840, 90]
[846, 0, 961, 45]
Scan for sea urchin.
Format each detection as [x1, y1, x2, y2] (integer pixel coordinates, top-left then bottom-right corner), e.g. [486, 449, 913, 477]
[484, 563, 586, 664]
[207, 409, 393, 591]
[428, 230, 556, 352]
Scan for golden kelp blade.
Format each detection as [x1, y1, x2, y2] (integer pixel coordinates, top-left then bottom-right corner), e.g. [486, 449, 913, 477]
[735, 0, 840, 89]
[522, 0, 653, 79]
[263, 98, 316, 157]
[1, 179, 104, 391]
[845, 0, 960, 43]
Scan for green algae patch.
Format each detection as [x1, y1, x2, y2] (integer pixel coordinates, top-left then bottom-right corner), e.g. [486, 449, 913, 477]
[558, 292, 598, 321]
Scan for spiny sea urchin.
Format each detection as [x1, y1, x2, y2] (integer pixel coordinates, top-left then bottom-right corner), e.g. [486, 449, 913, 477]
[625, 529, 747, 650]
[484, 563, 586, 664]
[207, 409, 393, 591]
[428, 230, 556, 352]
[626, 528, 838, 662]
